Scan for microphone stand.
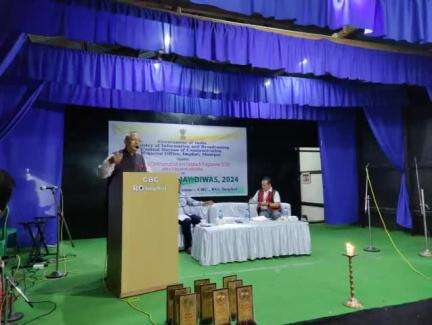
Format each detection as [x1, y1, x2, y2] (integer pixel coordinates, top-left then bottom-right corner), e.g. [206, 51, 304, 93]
[415, 157, 432, 257]
[364, 164, 380, 252]
[6, 277, 33, 308]
[46, 188, 68, 278]
[0, 258, 26, 323]
[58, 188, 75, 248]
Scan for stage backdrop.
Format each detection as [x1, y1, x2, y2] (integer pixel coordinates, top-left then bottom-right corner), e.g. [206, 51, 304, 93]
[63, 107, 318, 239]
[108, 121, 248, 197]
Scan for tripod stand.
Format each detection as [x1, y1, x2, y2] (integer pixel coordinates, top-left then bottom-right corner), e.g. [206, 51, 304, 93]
[45, 187, 74, 279]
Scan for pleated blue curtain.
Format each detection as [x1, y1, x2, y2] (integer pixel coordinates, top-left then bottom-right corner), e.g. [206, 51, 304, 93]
[364, 105, 412, 228]
[318, 116, 359, 225]
[378, 0, 432, 44]
[39, 84, 346, 122]
[17, 43, 406, 109]
[191, 0, 432, 44]
[2, 0, 432, 87]
[191, 0, 378, 30]
[0, 81, 45, 140]
[0, 33, 46, 141]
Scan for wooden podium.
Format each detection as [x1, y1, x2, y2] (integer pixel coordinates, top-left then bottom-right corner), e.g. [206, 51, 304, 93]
[106, 172, 179, 297]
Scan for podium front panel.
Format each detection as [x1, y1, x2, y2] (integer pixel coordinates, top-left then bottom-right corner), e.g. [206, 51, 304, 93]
[107, 172, 179, 297]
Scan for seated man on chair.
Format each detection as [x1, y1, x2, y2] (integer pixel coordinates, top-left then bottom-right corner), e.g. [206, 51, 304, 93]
[250, 176, 281, 220]
[178, 189, 213, 253]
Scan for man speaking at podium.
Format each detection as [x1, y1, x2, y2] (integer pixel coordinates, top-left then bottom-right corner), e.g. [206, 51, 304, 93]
[98, 131, 150, 180]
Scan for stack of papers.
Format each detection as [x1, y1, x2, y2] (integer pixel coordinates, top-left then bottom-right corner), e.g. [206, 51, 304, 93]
[251, 216, 268, 222]
[279, 216, 299, 222]
[200, 223, 212, 227]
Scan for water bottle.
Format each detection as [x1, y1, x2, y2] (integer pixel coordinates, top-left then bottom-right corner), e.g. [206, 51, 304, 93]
[244, 207, 250, 221]
[217, 209, 223, 225]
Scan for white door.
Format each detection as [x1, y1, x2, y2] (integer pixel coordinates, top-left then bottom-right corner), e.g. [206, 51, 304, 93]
[299, 147, 324, 222]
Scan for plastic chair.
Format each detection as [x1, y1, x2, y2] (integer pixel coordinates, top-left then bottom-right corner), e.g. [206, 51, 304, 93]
[0, 206, 18, 257]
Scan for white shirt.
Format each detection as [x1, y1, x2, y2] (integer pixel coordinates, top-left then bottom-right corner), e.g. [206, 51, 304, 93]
[251, 187, 281, 203]
[97, 153, 152, 179]
[178, 191, 204, 221]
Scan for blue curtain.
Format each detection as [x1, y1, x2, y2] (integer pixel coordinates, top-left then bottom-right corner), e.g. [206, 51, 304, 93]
[0, 33, 44, 140]
[363, 105, 412, 228]
[2, 0, 432, 88]
[0, 40, 408, 231]
[191, 0, 379, 31]
[378, 0, 432, 44]
[318, 116, 359, 225]
[0, 105, 64, 246]
[0, 33, 27, 77]
[15, 43, 406, 109]
[0, 81, 45, 140]
[192, 0, 432, 44]
[40, 83, 348, 121]
[191, 0, 330, 26]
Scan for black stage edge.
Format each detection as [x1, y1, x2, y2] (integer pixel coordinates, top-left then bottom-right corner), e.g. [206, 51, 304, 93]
[293, 298, 432, 324]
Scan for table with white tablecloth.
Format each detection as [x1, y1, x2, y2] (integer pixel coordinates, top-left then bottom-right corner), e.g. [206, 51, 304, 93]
[191, 221, 311, 266]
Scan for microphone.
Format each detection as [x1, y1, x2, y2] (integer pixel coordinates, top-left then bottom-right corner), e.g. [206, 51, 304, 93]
[40, 185, 58, 190]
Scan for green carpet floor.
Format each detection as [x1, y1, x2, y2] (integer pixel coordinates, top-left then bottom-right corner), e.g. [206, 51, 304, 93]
[12, 224, 432, 324]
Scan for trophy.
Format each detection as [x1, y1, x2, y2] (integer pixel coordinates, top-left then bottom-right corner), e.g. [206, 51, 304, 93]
[223, 275, 237, 288]
[166, 284, 184, 324]
[200, 283, 217, 324]
[173, 288, 190, 325]
[212, 288, 230, 325]
[194, 278, 210, 318]
[178, 293, 197, 325]
[236, 285, 255, 324]
[228, 279, 243, 320]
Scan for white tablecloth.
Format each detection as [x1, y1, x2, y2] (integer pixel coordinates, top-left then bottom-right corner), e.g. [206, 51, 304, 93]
[191, 221, 311, 266]
[207, 202, 291, 224]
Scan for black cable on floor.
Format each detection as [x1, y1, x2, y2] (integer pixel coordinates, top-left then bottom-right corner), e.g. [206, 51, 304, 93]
[21, 300, 57, 324]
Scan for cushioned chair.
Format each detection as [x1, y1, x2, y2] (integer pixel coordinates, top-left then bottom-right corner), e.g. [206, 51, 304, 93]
[0, 206, 18, 257]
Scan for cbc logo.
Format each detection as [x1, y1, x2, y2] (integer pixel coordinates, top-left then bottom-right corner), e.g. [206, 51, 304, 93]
[132, 185, 145, 192]
[143, 177, 159, 183]
[132, 177, 160, 192]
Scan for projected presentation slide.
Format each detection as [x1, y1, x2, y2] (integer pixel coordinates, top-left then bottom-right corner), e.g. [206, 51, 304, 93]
[108, 121, 248, 197]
